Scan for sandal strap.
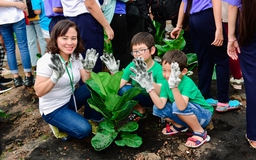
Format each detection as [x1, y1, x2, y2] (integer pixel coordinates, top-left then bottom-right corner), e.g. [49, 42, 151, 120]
[192, 131, 207, 139]
[173, 125, 188, 132]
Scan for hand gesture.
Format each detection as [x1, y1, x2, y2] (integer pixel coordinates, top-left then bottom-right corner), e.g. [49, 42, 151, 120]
[170, 27, 182, 39]
[130, 68, 154, 93]
[48, 54, 65, 84]
[100, 53, 120, 74]
[133, 57, 147, 73]
[227, 39, 240, 60]
[168, 62, 181, 88]
[81, 48, 99, 72]
[211, 28, 224, 47]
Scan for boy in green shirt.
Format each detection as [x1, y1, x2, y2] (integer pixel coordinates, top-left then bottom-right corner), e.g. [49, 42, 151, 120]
[100, 32, 166, 121]
[130, 50, 213, 148]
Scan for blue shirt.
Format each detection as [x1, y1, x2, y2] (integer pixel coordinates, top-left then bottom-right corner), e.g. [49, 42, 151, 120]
[32, 0, 51, 31]
[44, 0, 64, 17]
[114, 1, 126, 14]
[182, 0, 212, 14]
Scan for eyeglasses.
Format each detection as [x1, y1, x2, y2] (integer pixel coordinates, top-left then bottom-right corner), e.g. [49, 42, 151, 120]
[131, 48, 150, 56]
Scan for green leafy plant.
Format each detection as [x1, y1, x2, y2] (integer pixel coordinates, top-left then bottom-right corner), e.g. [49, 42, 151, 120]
[103, 32, 113, 54]
[186, 53, 198, 71]
[0, 109, 7, 118]
[86, 71, 142, 151]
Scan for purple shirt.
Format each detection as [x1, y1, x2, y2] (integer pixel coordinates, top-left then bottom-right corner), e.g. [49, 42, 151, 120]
[223, 0, 241, 9]
[44, 0, 64, 17]
[182, 0, 212, 14]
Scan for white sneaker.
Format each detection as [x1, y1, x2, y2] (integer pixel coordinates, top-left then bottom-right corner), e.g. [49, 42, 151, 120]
[1, 68, 11, 76]
[230, 77, 244, 90]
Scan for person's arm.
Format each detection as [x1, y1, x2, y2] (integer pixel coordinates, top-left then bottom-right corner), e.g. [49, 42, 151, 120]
[227, 4, 240, 60]
[170, 1, 185, 39]
[0, 0, 27, 10]
[84, 0, 114, 40]
[80, 69, 91, 83]
[211, 0, 224, 46]
[53, 7, 63, 13]
[171, 88, 189, 111]
[119, 79, 128, 89]
[31, 0, 41, 15]
[148, 90, 167, 109]
[34, 75, 55, 97]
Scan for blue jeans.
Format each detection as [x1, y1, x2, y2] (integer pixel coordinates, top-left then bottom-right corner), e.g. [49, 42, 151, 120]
[42, 84, 93, 139]
[118, 85, 154, 107]
[0, 18, 31, 74]
[153, 102, 212, 128]
[26, 20, 46, 66]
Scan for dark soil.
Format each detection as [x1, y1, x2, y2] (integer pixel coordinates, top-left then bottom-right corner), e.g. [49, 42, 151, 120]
[1, 66, 256, 160]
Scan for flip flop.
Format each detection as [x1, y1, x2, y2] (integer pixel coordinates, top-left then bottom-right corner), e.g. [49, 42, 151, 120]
[216, 100, 241, 112]
[162, 123, 188, 135]
[206, 98, 218, 106]
[185, 131, 211, 148]
[245, 134, 256, 149]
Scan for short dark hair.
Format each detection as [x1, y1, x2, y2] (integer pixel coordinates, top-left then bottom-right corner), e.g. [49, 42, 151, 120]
[162, 50, 187, 71]
[130, 32, 155, 49]
[46, 20, 84, 58]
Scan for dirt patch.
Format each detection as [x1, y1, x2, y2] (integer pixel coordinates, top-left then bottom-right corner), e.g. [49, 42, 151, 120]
[1, 65, 256, 160]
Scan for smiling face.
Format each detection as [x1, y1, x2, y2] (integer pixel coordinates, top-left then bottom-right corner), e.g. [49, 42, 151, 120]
[57, 27, 78, 59]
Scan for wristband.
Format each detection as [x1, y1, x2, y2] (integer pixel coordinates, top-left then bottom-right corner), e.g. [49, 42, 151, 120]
[228, 39, 237, 42]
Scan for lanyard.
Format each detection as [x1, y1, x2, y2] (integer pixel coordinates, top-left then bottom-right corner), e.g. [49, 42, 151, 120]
[60, 55, 78, 112]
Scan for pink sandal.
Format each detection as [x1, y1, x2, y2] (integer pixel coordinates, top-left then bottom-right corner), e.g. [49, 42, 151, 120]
[216, 100, 241, 112]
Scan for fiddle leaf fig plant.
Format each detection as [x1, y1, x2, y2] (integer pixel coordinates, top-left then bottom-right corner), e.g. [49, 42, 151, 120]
[86, 71, 142, 151]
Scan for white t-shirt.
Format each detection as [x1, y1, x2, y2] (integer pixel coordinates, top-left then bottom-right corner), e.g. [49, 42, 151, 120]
[60, 0, 100, 17]
[0, 0, 24, 25]
[222, 1, 228, 23]
[37, 53, 83, 115]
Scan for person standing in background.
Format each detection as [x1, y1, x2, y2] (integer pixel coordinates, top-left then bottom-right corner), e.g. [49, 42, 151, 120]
[0, 0, 34, 87]
[44, 0, 65, 34]
[221, 1, 243, 90]
[61, 0, 114, 73]
[26, 0, 47, 73]
[224, 0, 256, 149]
[31, 0, 51, 43]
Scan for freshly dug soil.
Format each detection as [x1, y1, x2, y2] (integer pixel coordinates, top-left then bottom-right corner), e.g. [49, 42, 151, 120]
[0, 67, 256, 160]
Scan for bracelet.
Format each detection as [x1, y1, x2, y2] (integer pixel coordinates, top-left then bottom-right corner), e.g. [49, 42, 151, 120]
[228, 39, 237, 42]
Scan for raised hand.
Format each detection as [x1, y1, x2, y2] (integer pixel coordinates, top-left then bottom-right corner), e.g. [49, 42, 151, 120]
[81, 48, 99, 72]
[48, 54, 65, 84]
[100, 53, 120, 74]
[130, 67, 154, 93]
[133, 57, 147, 73]
[168, 62, 181, 88]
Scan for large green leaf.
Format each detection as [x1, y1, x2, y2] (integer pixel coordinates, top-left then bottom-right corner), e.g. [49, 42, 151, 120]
[91, 130, 118, 151]
[87, 98, 111, 119]
[111, 100, 138, 122]
[186, 53, 198, 71]
[86, 78, 106, 100]
[118, 121, 139, 132]
[114, 133, 142, 148]
[99, 71, 123, 95]
[91, 120, 118, 151]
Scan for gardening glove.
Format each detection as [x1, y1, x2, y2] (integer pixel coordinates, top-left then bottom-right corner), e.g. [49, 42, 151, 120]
[48, 54, 65, 84]
[133, 57, 147, 73]
[81, 48, 99, 72]
[130, 67, 154, 93]
[100, 53, 120, 74]
[168, 62, 181, 88]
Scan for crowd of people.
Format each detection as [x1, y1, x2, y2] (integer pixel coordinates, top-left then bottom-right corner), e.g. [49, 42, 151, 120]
[0, 0, 255, 150]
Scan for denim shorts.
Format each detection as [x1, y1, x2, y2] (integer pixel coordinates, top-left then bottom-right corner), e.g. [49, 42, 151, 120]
[153, 102, 212, 128]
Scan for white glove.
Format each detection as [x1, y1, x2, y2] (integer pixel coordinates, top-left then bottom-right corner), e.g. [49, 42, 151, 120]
[48, 54, 65, 84]
[81, 48, 99, 72]
[100, 53, 120, 74]
[133, 57, 147, 73]
[168, 62, 181, 88]
[130, 58, 154, 93]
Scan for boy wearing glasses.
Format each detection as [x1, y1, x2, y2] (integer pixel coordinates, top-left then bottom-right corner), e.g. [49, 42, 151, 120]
[100, 32, 166, 121]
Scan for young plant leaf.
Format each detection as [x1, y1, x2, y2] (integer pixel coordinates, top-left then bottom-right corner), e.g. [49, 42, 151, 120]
[118, 121, 139, 132]
[91, 131, 118, 151]
[115, 133, 142, 148]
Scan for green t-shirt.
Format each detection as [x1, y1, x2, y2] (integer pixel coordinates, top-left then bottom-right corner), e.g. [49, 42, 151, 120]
[160, 76, 214, 114]
[122, 61, 166, 95]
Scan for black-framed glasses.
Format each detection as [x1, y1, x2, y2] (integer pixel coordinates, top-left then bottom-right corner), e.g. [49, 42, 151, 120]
[131, 47, 150, 56]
